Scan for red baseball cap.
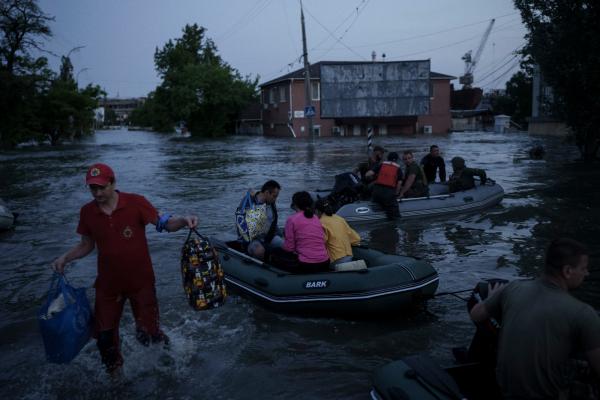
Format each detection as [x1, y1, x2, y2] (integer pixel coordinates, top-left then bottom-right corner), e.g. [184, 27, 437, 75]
[86, 163, 115, 186]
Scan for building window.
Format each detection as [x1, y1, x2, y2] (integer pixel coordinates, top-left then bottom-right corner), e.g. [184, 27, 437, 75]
[269, 88, 277, 104]
[279, 86, 287, 102]
[311, 81, 320, 100]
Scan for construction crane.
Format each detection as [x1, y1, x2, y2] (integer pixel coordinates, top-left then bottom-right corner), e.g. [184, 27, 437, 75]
[459, 19, 495, 88]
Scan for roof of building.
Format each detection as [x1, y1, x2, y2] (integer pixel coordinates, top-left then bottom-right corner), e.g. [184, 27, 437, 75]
[260, 61, 456, 87]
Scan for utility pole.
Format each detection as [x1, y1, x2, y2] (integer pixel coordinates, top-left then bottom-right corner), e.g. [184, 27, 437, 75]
[300, 1, 314, 139]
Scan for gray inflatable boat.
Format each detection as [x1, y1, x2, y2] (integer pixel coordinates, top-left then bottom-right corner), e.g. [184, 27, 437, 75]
[335, 181, 504, 223]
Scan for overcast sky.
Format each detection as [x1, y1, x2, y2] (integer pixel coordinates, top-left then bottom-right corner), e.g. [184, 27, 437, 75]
[38, 0, 527, 98]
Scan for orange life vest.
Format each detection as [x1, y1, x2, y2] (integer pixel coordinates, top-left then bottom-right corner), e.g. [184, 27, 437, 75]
[375, 161, 400, 188]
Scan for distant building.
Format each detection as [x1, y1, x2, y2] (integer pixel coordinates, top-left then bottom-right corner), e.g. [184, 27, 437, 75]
[235, 100, 263, 135]
[260, 61, 455, 137]
[99, 97, 145, 123]
[529, 64, 568, 135]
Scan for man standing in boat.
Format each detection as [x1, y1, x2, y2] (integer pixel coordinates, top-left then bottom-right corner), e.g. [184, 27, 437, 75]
[447, 157, 486, 192]
[470, 238, 600, 399]
[398, 150, 428, 199]
[370, 152, 403, 219]
[420, 145, 446, 183]
[52, 163, 198, 375]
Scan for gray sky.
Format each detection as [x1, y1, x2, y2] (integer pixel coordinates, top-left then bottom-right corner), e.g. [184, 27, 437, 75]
[39, 0, 527, 98]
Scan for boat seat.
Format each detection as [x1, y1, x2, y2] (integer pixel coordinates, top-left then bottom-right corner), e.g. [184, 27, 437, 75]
[334, 259, 367, 271]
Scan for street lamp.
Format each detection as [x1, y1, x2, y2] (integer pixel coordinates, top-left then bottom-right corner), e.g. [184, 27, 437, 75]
[76, 67, 89, 86]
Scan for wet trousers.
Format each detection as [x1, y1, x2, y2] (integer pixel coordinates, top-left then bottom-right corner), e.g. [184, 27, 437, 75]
[372, 184, 400, 219]
[94, 284, 167, 372]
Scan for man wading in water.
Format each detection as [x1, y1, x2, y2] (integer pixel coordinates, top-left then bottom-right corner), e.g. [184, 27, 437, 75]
[52, 163, 198, 376]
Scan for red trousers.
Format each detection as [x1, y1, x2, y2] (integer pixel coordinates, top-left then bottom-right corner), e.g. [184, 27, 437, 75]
[94, 284, 166, 371]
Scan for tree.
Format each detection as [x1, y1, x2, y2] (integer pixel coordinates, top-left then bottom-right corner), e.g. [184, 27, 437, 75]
[489, 71, 532, 129]
[0, 0, 54, 148]
[38, 56, 103, 145]
[514, 0, 600, 161]
[152, 24, 258, 136]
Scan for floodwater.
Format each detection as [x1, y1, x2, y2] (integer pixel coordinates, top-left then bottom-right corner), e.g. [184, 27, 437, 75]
[0, 129, 598, 399]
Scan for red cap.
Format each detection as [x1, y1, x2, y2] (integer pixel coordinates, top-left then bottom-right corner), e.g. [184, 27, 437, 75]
[86, 163, 115, 186]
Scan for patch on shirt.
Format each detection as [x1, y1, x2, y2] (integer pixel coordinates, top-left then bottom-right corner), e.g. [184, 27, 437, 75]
[122, 226, 133, 239]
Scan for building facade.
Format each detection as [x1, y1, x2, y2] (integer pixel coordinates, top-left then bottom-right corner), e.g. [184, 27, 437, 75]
[260, 61, 455, 137]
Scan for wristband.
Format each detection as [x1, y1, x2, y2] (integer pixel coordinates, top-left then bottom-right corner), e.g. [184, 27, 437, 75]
[156, 214, 172, 232]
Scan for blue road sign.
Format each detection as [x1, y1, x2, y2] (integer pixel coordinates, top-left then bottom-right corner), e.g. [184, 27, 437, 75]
[304, 105, 316, 118]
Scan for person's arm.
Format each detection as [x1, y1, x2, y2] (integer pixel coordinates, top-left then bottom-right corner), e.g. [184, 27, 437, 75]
[154, 213, 198, 232]
[470, 302, 490, 323]
[475, 168, 487, 185]
[164, 215, 198, 232]
[52, 235, 95, 274]
[398, 174, 416, 198]
[347, 224, 361, 245]
[470, 282, 506, 322]
[282, 218, 296, 252]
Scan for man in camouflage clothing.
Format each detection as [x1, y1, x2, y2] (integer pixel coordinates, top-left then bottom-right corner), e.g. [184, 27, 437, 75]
[448, 156, 487, 193]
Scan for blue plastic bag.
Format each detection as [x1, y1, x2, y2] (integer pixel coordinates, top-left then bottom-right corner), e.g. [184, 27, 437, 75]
[38, 273, 92, 364]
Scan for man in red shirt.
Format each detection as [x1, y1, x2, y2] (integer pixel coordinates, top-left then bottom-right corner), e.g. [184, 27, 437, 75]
[52, 163, 198, 375]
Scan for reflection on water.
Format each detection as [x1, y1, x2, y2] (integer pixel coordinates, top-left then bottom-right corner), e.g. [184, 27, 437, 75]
[0, 129, 598, 399]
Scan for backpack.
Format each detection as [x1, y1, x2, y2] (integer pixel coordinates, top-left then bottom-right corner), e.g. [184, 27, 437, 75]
[181, 229, 227, 311]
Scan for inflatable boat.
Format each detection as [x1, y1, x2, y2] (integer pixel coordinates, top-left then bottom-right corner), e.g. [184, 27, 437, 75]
[0, 199, 15, 230]
[370, 355, 500, 400]
[334, 181, 504, 223]
[211, 238, 439, 317]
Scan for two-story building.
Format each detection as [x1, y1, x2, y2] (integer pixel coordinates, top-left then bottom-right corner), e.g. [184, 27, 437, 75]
[260, 61, 455, 137]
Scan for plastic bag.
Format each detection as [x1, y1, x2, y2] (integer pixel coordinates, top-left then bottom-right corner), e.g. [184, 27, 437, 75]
[235, 191, 268, 243]
[181, 229, 227, 311]
[38, 273, 92, 364]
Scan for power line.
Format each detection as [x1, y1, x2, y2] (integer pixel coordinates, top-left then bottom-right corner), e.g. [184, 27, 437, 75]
[316, 0, 372, 59]
[302, 4, 367, 60]
[314, 13, 519, 52]
[215, 0, 273, 43]
[480, 60, 520, 89]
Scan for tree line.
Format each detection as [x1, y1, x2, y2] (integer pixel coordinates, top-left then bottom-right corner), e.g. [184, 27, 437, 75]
[0, 0, 258, 148]
[0, 0, 103, 148]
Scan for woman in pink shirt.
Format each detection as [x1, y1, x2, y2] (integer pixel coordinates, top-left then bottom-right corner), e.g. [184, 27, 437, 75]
[282, 191, 330, 273]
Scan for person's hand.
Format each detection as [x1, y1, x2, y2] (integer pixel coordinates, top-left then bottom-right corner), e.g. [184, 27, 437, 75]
[488, 281, 506, 297]
[51, 256, 67, 274]
[185, 215, 198, 229]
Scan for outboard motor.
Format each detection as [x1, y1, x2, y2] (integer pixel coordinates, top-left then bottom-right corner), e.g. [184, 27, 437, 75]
[327, 172, 362, 211]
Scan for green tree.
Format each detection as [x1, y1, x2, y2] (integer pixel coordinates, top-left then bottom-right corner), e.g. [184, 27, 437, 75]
[38, 56, 103, 145]
[514, 0, 600, 161]
[152, 24, 258, 136]
[489, 71, 532, 129]
[0, 0, 53, 147]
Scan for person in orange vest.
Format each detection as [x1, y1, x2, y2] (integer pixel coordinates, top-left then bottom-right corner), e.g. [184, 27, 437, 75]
[370, 152, 404, 219]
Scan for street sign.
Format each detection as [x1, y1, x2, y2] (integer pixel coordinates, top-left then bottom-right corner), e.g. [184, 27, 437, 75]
[304, 105, 316, 118]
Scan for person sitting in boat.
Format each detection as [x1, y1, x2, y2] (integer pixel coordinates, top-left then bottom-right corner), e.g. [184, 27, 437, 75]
[235, 180, 283, 260]
[355, 145, 385, 183]
[281, 191, 330, 273]
[398, 150, 428, 199]
[370, 152, 404, 220]
[470, 238, 600, 400]
[315, 197, 361, 266]
[447, 157, 487, 193]
[420, 144, 446, 183]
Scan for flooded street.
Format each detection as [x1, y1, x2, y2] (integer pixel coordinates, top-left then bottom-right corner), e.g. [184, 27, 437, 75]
[1, 129, 598, 399]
